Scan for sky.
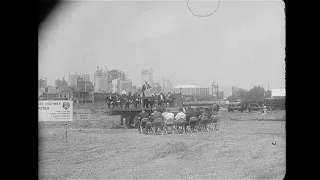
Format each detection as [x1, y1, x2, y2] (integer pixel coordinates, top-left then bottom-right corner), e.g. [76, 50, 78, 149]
[39, 0, 285, 96]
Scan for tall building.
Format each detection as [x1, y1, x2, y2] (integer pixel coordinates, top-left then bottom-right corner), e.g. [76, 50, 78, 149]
[141, 68, 154, 86]
[94, 67, 103, 92]
[69, 73, 79, 87]
[111, 78, 132, 94]
[54, 77, 68, 91]
[85, 81, 94, 93]
[94, 66, 127, 92]
[76, 77, 86, 92]
[153, 83, 161, 94]
[38, 77, 47, 89]
[98, 77, 109, 92]
[79, 73, 90, 82]
[120, 80, 132, 94]
[161, 78, 173, 93]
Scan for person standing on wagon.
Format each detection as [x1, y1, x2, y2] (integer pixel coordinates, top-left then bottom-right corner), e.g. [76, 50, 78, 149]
[142, 81, 151, 108]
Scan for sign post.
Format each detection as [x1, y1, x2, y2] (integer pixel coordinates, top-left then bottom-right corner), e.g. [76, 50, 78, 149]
[76, 109, 92, 126]
[38, 100, 73, 122]
[39, 100, 73, 143]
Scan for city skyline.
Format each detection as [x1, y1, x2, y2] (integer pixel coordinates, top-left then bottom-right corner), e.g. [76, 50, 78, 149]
[39, 1, 285, 97]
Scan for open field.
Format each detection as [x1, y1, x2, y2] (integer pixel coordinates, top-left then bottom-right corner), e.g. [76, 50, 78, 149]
[39, 108, 286, 179]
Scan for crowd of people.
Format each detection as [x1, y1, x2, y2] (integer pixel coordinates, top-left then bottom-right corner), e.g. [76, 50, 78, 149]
[105, 90, 175, 109]
[134, 105, 220, 134]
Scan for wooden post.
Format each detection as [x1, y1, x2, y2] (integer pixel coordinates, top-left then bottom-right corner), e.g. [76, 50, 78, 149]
[65, 131, 68, 143]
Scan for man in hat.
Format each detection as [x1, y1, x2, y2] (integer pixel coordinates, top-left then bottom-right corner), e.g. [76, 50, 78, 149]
[142, 81, 151, 109]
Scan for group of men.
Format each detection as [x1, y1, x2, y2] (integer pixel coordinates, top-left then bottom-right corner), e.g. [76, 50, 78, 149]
[105, 92, 141, 109]
[135, 105, 220, 133]
[105, 81, 175, 109]
[142, 81, 174, 109]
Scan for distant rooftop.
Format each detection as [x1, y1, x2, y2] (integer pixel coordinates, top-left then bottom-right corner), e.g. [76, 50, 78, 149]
[173, 84, 200, 88]
[271, 88, 285, 97]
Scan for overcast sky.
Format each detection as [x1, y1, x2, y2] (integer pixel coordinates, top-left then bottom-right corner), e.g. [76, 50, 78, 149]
[39, 0, 285, 96]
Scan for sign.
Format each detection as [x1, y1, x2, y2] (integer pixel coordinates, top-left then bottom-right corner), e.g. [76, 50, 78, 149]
[77, 109, 91, 121]
[38, 100, 73, 122]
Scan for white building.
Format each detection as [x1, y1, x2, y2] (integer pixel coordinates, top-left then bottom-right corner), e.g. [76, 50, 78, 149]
[173, 85, 200, 95]
[271, 88, 286, 99]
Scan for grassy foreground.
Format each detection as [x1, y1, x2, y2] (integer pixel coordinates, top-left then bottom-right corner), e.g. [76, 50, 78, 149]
[39, 110, 286, 179]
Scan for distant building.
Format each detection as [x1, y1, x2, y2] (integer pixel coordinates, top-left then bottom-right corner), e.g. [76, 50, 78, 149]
[199, 88, 210, 96]
[69, 73, 79, 87]
[94, 66, 126, 92]
[70, 91, 92, 103]
[153, 83, 161, 94]
[38, 77, 47, 89]
[79, 73, 90, 82]
[76, 77, 86, 92]
[271, 88, 285, 99]
[112, 78, 132, 94]
[172, 85, 209, 96]
[141, 68, 154, 86]
[161, 78, 173, 93]
[54, 77, 68, 91]
[131, 86, 137, 94]
[173, 85, 200, 95]
[94, 68, 103, 92]
[120, 80, 132, 94]
[85, 81, 94, 93]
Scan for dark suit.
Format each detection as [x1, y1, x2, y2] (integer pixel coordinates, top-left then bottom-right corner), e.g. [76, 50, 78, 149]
[186, 110, 199, 122]
[150, 111, 162, 122]
[198, 112, 209, 121]
[186, 109, 199, 132]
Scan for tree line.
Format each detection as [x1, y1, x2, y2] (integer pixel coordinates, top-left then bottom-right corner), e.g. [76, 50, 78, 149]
[227, 86, 272, 103]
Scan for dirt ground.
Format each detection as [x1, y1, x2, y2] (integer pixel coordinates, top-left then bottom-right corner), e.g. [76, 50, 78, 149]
[39, 108, 286, 179]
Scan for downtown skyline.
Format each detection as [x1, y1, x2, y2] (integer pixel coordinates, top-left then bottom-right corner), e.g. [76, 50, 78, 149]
[39, 1, 285, 97]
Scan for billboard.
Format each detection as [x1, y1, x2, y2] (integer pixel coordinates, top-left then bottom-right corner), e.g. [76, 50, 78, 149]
[38, 100, 73, 122]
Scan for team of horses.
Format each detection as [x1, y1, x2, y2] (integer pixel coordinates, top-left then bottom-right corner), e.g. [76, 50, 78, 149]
[105, 93, 175, 109]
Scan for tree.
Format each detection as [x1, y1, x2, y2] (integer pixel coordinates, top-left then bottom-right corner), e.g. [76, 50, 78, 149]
[243, 86, 266, 103]
[228, 88, 248, 102]
[265, 90, 271, 99]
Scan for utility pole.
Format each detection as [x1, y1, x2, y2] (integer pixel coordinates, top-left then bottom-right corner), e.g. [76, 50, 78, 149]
[217, 84, 219, 101]
[212, 82, 215, 101]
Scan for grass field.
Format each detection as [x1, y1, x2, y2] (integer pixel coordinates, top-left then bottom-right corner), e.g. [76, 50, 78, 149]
[39, 108, 286, 179]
